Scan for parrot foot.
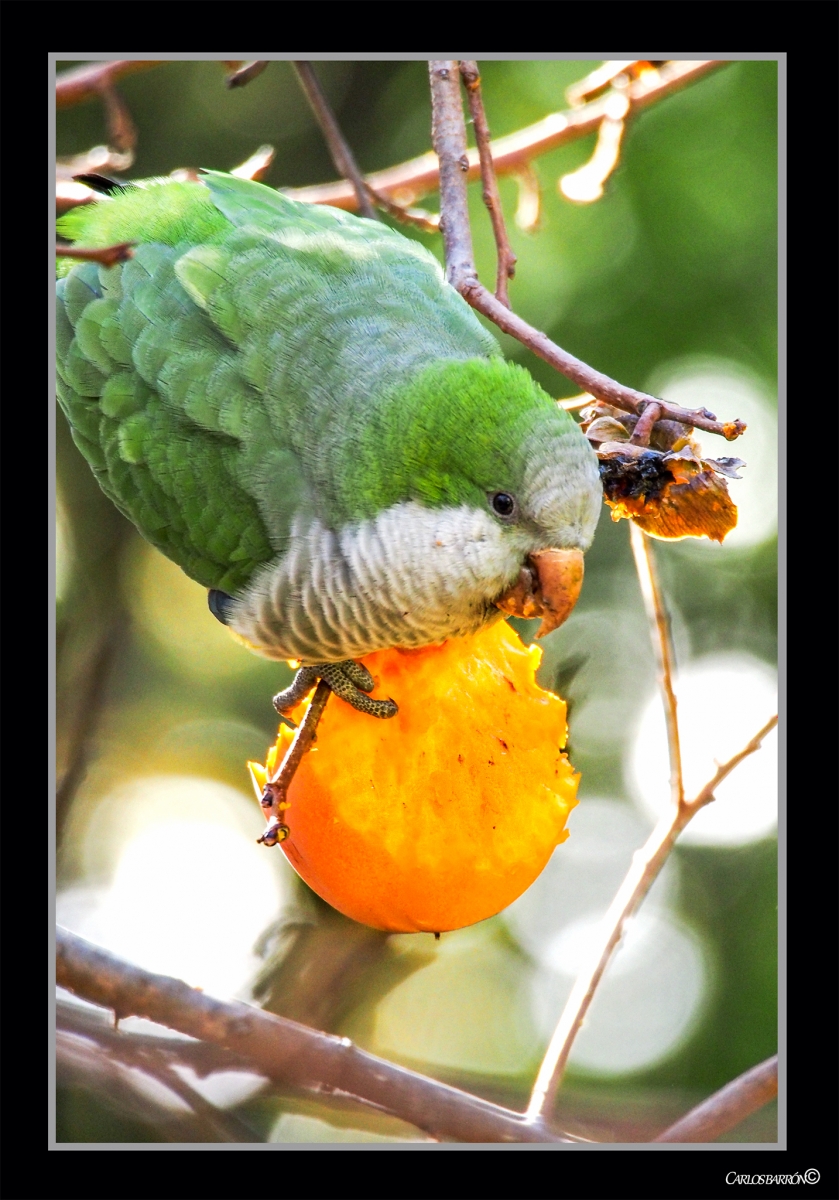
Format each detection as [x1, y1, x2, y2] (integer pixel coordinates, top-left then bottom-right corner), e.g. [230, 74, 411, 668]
[273, 660, 398, 720]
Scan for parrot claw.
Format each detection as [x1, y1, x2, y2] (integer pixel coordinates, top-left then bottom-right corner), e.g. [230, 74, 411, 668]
[273, 661, 398, 720]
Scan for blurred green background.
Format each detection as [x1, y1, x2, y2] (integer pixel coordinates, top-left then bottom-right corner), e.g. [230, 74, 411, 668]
[55, 59, 777, 1144]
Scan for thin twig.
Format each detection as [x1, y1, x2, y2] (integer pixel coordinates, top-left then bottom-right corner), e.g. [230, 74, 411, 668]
[285, 61, 724, 212]
[654, 1055, 778, 1143]
[292, 61, 377, 220]
[629, 401, 662, 447]
[629, 524, 684, 806]
[57, 1024, 260, 1142]
[225, 61, 269, 89]
[58, 999, 253, 1076]
[97, 82, 137, 155]
[512, 165, 541, 232]
[429, 62, 477, 289]
[525, 715, 777, 1122]
[427, 61, 743, 441]
[58, 996, 436, 1135]
[56, 242, 136, 267]
[464, 283, 741, 438]
[258, 681, 331, 846]
[687, 714, 778, 809]
[230, 144, 276, 182]
[362, 188, 441, 234]
[459, 61, 517, 307]
[56, 60, 163, 108]
[56, 928, 576, 1143]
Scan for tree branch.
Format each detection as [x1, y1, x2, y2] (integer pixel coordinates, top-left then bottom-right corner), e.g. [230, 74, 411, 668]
[56, 928, 577, 1143]
[654, 1055, 778, 1143]
[57, 1019, 261, 1142]
[525, 715, 777, 1122]
[427, 60, 743, 440]
[285, 61, 724, 211]
[59, 995, 437, 1137]
[459, 61, 516, 307]
[56, 60, 163, 108]
[292, 61, 377, 220]
[225, 61, 269, 90]
[429, 62, 477, 286]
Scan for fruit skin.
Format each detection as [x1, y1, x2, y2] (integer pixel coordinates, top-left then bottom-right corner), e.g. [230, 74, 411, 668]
[251, 622, 579, 933]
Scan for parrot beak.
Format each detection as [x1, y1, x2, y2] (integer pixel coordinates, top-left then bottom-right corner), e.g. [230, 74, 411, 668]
[495, 548, 585, 638]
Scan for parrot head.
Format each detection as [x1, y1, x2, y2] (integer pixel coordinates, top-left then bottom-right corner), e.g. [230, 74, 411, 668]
[361, 354, 602, 640]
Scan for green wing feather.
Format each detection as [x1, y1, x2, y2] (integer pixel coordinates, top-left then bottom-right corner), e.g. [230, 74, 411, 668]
[55, 173, 501, 592]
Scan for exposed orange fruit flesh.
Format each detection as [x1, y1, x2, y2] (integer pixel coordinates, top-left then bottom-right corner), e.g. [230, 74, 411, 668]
[251, 620, 579, 933]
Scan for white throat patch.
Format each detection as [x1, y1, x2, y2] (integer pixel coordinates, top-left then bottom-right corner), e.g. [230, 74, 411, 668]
[228, 501, 527, 663]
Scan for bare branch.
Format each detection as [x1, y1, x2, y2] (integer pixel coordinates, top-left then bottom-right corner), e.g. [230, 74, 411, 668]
[654, 1055, 778, 1143]
[98, 83, 137, 156]
[687, 714, 778, 811]
[629, 525, 684, 806]
[628, 401, 662, 447]
[526, 716, 777, 1122]
[512, 165, 541, 232]
[362, 190, 440, 234]
[460, 283, 743, 439]
[225, 61, 269, 89]
[56, 61, 163, 108]
[230, 144, 276, 182]
[56, 242, 136, 267]
[292, 61, 377, 220]
[428, 62, 743, 440]
[559, 96, 627, 204]
[429, 61, 479, 291]
[57, 1022, 260, 1142]
[58, 999, 253, 1076]
[285, 62, 724, 212]
[459, 61, 517, 307]
[56, 928, 577, 1143]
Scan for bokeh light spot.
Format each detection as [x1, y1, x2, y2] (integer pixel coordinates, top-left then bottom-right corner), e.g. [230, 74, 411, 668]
[644, 359, 777, 550]
[57, 776, 289, 998]
[531, 911, 709, 1076]
[504, 798, 677, 959]
[627, 654, 778, 845]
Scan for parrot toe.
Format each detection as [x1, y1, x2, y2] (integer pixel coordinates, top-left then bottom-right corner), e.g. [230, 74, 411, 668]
[273, 661, 398, 719]
[339, 659, 376, 693]
[272, 666, 321, 715]
[318, 661, 398, 719]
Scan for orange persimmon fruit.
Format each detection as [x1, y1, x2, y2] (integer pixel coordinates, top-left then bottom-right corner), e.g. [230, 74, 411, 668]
[248, 620, 579, 933]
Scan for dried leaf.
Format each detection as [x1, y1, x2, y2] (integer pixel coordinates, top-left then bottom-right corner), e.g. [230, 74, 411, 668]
[599, 449, 738, 542]
[584, 416, 632, 444]
[703, 456, 745, 479]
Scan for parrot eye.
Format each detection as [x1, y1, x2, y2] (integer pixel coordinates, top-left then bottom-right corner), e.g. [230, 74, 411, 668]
[489, 492, 517, 519]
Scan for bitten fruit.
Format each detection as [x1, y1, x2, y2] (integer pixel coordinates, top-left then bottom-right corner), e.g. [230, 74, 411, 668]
[249, 620, 579, 932]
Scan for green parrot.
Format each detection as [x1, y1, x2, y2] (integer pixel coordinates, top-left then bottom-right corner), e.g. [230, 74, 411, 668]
[55, 171, 601, 717]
